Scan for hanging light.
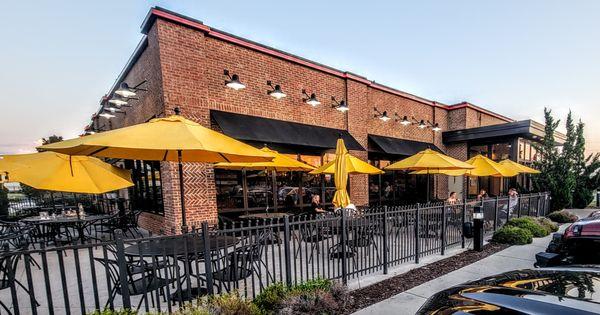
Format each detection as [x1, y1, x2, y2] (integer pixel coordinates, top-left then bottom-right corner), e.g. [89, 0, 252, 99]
[302, 89, 321, 107]
[432, 123, 441, 132]
[115, 82, 137, 98]
[224, 70, 246, 90]
[106, 105, 119, 112]
[418, 120, 427, 129]
[332, 97, 349, 112]
[267, 81, 286, 99]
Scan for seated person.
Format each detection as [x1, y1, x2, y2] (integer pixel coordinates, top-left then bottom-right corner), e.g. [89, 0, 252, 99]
[309, 195, 326, 215]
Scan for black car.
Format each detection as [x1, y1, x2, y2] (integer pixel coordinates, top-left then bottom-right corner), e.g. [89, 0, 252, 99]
[417, 267, 600, 314]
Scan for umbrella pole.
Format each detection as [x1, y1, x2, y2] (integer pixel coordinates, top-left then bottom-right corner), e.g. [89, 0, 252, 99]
[177, 150, 187, 232]
[426, 169, 430, 203]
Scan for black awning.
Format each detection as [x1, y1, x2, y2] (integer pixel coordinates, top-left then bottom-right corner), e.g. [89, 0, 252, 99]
[368, 134, 442, 156]
[442, 120, 566, 145]
[211, 110, 364, 151]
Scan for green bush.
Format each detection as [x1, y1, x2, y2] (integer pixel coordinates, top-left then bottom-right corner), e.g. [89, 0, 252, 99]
[191, 292, 260, 315]
[279, 282, 351, 315]
[547, 210, 578, 223]
[505, 217, 549, 237]
[492, 226, 533, 245]
[536, 217, 559, 233]
[253, 282, 289, 312]
[254, 278, 346, 314]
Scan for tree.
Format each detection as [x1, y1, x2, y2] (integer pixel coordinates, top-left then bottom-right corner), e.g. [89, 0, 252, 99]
[534, 109, 599, 210]
[533, 108, 571, 211]
[572, 121, 600, 208]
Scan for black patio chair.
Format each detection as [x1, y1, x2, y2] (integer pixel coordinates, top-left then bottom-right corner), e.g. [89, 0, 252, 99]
[94, 257, 175, 310]
[212, 243, 260, 291]
[294, 224, 331, 263]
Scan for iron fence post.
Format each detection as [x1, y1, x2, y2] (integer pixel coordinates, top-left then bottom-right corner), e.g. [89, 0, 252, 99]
[114, 229, 131, 309]
[517, 197, 522, 218]
[283, 216, 293, 286]
[382, 205, 389, 274]
[537, 193, 542, 217]
[340, 209, 348, 285]
[494, 196, 499, 231]
[202, 221, 214, 295]
[441, 204, 447, 255]
[461, 200, 466, 249]
[415, 203, 420, 263]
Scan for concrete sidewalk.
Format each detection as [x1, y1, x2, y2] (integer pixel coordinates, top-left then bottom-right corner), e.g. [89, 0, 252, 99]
[354, 208, 594, 315]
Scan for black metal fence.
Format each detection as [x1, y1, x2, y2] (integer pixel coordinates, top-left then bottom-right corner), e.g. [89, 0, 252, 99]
[0, 192, 550, 314]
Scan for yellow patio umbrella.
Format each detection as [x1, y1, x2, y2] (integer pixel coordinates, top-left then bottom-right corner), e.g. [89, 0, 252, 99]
[38, 111, 274, 227]
[499, 159, 541, 174]
[0, 152, 133, 194]
[329, 139, 351, 208]
[386, 148, 474, 201]
[309, 151, 384, 175]
[214, 147, 315, 172]
[411, 155, 519, 177]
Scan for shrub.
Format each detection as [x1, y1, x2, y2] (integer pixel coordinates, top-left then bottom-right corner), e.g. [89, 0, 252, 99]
[279, 282, 351, 315]
[492, 226, 533, 245]
[175, 292, 260, 315]
[253, 282, 289, 312]
[254, 278, 349, 314]
[505, 217, 549, 237]
[547, 210, 578, 223]
[536, 217, 559, 233]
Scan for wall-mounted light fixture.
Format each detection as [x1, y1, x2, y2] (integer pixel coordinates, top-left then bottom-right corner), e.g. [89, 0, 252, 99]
[267, 81, 286, 99]
[301, 89, 320, 107]
[417, 119, 427, 129]
[224, 70, 246, 90]
[115, 81, 147, 98]
[431, 123, 441, 132]
[395, 114, 412, 126]
[373, 107, 391, 122]
[108, 94, 135, 107]
[99, 112, 116, 119]
[331, 96, 349, 112]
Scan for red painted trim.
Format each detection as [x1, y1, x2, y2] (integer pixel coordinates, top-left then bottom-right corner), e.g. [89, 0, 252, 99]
[146, 8, 513, 123]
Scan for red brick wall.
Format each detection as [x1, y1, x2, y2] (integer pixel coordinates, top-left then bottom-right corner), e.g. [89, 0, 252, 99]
[113, 15, 513, 232]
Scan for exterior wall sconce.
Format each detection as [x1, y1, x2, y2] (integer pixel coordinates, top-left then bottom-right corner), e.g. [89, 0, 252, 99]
[395, 114, 412, 126]
[108, 94, 135, 107]
[115, 80, 147, 98]
[373, 107, 391, 122]
[417, 119, 428, 129]
[267, 81, 286, 99]
[431, 123, 441, 132]
[331, 96, 349, 112]
[99, 112, 116, 119]
[302, 89, 320, 107]
[224, 70, 245, 90]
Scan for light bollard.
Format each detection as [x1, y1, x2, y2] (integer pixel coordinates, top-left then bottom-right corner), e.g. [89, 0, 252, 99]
[473, 205, 484, 252]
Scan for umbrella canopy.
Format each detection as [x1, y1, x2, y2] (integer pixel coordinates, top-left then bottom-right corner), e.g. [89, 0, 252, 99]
[499, 159, 541, 174]
[0, 152, 133, 194]
[38, 113, 274, 229]
[214, 147, 315, 172]
[38, 114, 274, 163]
[309, 152, 383, 175]
[410, 155, 519, 177]
[385, 148, 475, 171]
[331, 139, 351, 209]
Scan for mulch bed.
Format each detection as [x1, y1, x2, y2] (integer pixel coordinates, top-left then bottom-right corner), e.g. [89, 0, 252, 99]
[344, 243, 509, 314]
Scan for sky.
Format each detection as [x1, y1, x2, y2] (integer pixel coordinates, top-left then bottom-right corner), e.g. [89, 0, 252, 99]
[1, 1, 599, 155]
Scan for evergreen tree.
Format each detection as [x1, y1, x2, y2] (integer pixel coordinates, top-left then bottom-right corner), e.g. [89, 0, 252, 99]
[572, 121, 600, 208]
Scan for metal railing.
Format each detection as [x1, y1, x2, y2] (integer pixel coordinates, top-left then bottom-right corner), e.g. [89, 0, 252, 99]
[0, 192, 550, 314]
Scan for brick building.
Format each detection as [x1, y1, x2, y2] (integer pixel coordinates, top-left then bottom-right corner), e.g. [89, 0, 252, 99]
[89, 7, 563, 233]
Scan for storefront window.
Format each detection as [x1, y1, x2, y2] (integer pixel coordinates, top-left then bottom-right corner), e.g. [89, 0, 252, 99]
[215, 169, 244, 209]
[215, 151, 336, 213]
[469, 145, 488, 158]
[125, 160, 164, 215]
[368, 159, 429, 205]
[491, 143, 511, 161]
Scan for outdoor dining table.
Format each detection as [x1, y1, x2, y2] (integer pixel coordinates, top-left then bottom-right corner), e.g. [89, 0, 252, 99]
[239, 212, 290, 244]
[21, 214, 112, 243]
[123, 234, 239, 302]
[238, 212, 290, 220]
